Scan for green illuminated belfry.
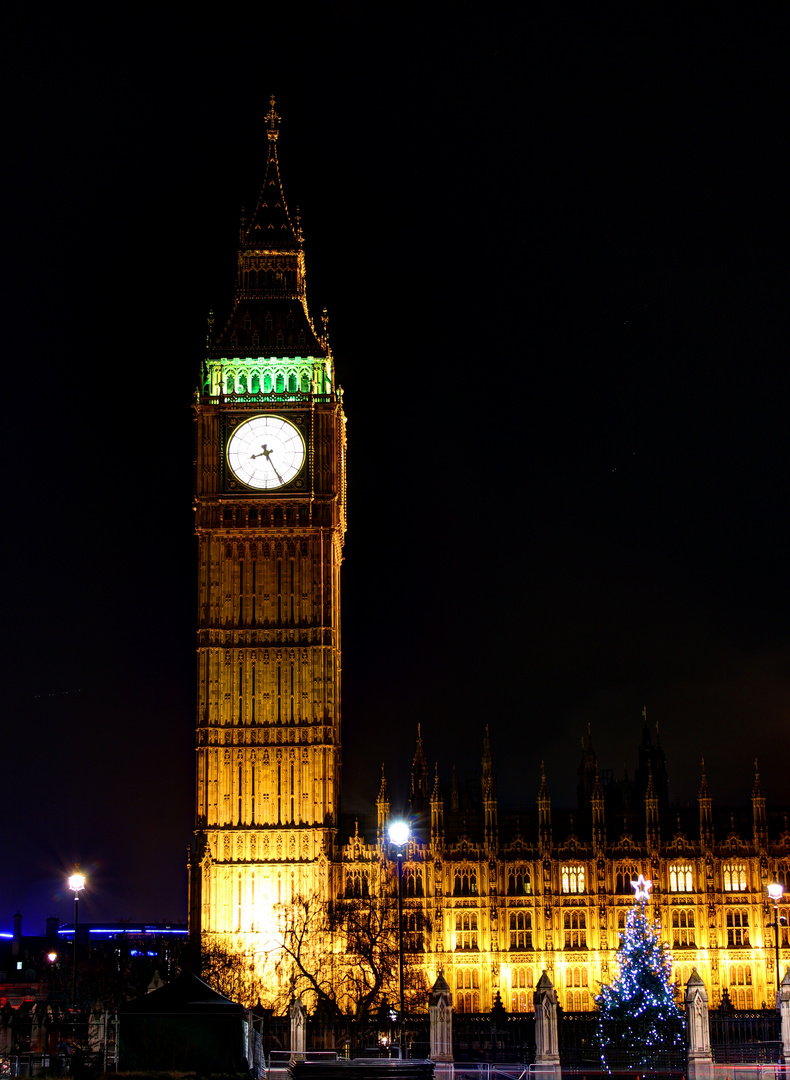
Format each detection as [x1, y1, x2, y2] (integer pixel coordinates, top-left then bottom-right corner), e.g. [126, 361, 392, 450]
[204, 95, 333, 399]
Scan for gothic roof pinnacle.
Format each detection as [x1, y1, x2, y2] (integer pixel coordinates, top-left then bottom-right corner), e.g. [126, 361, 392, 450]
[376, 764, 388, 802]
[243, 95, 299, 253]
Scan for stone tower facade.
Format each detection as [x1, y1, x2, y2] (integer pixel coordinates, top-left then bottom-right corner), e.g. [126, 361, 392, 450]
[188, 99, 346, 980]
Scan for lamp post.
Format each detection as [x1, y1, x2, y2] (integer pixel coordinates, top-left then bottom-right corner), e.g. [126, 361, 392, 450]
[767, 881, 784, 1001]
[387, 820, 409, 1059]
[46, 952, 57, 1003]
[68, 870, 86, 1016]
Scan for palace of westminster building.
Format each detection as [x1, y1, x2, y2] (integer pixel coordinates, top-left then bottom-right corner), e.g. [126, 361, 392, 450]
[187, 101, 789, 1016]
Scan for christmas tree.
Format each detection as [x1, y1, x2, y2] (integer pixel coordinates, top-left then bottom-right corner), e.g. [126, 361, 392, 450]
[595, 875, 684, 1071]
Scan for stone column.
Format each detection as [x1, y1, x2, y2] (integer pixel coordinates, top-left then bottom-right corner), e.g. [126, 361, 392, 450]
[290, 998, 307, 1058]
[533, 971, 561, 1080]
[429, 973, 453, 1062]
[780, 967, 790, 1064]
[685, 968, 713, 1080]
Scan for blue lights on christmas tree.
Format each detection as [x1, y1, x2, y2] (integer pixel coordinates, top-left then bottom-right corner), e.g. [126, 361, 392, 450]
[595, 875, 684, 1071]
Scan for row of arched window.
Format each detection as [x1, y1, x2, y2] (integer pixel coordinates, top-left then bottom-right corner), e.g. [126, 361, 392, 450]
[224, 370, 311, 395]
[509, 912, 532, 949]
[563, 911, 587, 948]
[455, 913, 478, 950]
[672, 909, 695, 947]
[454, 870, 478, 896]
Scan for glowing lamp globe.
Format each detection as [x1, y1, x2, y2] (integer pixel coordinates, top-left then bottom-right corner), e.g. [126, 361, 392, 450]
[68, 873, 86, 893]
[767, 882, 784, 902]
[388, 821, 409, 847]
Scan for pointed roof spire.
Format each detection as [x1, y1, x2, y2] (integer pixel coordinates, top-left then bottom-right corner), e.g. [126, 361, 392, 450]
[538, 761, 550, 802]
[645, 760, 656, 800]
[210, 99, 327, 360]
[432, 763, 441, 800]
[699, 758, 711, 800]
[591, 765, 603, 802]
[265, 94, 281, 141]
[377, 763, 388, 802]
[752, 758, 764, 799]
[242, 94, 300, 252]
[410, 725, 430, 806]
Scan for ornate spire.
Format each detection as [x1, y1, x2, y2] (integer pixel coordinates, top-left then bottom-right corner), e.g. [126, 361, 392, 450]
[209, 99, 327, 362]
[410, 724, 430, 808]
[430, 762, 444, 847]
[752, 757, 767, 851]
[538, 761, 550, 803]
[698, 757, 713, 849]
[242, 97, 300, 254]
[265, 94, 281, 141]
[752, 758, 764, 799]
[538, 762, 552, 852]
[377, 763, 388, 803]
[376, 764, 390, 847]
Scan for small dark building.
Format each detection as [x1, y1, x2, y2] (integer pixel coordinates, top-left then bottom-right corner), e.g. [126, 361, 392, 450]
[118, 970, 251, 1073]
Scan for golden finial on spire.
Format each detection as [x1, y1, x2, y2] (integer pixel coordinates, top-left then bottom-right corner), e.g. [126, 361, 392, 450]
[265, 94, 281, 141]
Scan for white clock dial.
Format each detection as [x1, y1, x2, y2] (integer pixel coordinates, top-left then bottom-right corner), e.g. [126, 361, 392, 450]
[227, 415, 305, 490]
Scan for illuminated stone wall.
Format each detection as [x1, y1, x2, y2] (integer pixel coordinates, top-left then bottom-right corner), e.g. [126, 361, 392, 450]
[344, 759, 790, 1015]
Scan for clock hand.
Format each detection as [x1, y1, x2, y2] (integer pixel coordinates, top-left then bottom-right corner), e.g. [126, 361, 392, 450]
[250, 444, 285, 484]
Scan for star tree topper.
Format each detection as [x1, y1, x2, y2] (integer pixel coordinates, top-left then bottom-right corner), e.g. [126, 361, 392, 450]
[630, 873, 653, 901]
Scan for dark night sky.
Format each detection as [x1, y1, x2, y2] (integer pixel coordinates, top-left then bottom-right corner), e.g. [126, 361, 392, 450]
[2, 9, 787, 933]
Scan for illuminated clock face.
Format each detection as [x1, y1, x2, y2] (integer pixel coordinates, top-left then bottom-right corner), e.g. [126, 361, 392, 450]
[227, 415, 305, 490]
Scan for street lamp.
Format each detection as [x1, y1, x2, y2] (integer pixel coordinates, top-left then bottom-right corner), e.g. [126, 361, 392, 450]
[47, 952, 57, 1003]
[766, 881, 785, 1001]
[68, 870, 86, 1014]
[387, 820, 409, 1058]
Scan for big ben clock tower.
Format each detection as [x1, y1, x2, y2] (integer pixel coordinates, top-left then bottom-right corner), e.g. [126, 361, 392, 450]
[189, 99, 346, 982]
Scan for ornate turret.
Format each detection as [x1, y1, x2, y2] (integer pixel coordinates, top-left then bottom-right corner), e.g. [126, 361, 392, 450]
[698, 758, 713, 850]
[376, 764, 390, 847]
[450, 765, 459, 812]
[410, 724, 430, 812]
[430, 764, 444, 848]
[591, 766, 606, 853]
[752, 758, 768, 851]
[538, 762, 552, 853]
[482, 726, 498, 852]
[635, 707, 669, 809]
[576, 725, 598, 810]
[645, 761, 660, 851]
